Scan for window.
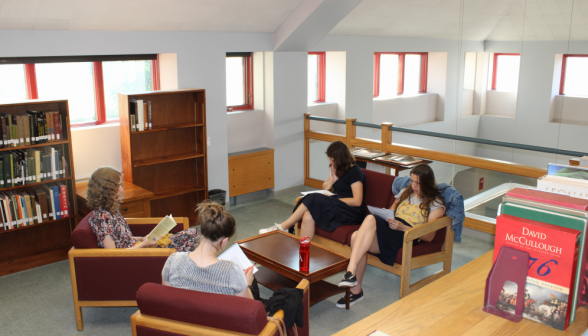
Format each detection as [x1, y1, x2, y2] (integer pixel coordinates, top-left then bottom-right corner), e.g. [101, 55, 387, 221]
[491, 53, 520, 92]
[308, 52, 325, 103]
[374, 52, 428, 98]
[559, 55, 588, 96]
[0, 55, 159, 126]
[226, 52, 253, 111]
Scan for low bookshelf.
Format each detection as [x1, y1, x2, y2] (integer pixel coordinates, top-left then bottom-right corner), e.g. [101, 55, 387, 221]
[119, 89, 208, 225]
[0, 99, 77, 276]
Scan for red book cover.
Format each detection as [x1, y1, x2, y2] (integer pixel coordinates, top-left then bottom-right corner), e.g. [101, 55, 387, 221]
[53, 112, 62, 141]
[58, 183, 69, 217]
[494, 214, 580, 330]
[507, 188, 588, 210]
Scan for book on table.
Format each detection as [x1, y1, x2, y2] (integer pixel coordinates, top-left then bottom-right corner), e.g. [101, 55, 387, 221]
[537, 175, 588, 200]
[351, 147, 386, 159]
[494, 214, 581, 330]
[548, 163, 588, 180]
[502, 188, 588, 318]
[374, 154, 423, 166]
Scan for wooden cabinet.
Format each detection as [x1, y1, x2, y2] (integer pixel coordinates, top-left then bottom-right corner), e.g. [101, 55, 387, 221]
[0, 99, 77, 276]
[229, 148, 274, 197]
[76, 180, 153, 221]
[119, 89, 208, 225]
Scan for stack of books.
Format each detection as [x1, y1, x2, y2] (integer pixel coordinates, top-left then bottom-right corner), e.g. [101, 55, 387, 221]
[129, 99, 153, 132]
[351, 147, 385, 159]
[0, 146, 67, 188]
[0, 183, 69, 231]
[494, 187, 588, 330]
[0, 110, 63, 148]
[374, 154, 423, 166]
[537, 163, 588, 200]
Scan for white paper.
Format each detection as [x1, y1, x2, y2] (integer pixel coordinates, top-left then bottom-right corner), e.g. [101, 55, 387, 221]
[218, 243, 258, 274]
[368, 205, 395, 221]
[301, 190, 335, 196]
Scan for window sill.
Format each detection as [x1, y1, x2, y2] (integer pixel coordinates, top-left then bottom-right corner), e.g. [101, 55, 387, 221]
[227, 109, 264, 115]
[71, 122, 120, 131]
[373, 93, 435, 101]
[556, 94, 588, 99]
[307, 101, 337, 107]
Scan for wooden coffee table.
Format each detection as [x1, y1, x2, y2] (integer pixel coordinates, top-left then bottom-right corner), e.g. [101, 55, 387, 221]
[238, 231, 351, 309]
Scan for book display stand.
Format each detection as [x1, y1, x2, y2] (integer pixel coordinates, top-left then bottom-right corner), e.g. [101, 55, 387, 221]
[483, 246, 530, 322]
[119, 89, 208, 225]
[0, 99, 77, 276]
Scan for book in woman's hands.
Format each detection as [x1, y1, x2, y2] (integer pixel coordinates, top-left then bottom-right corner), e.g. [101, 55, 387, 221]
[301, 190, 335, 196]
[368, 205, 395, 221]
[146, 215, 177, 241]
[218, 243, 258, 274]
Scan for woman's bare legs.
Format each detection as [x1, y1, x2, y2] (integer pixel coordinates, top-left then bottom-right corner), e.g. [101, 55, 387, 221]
[299, 211, 316, 240]
[277, 203, 309, 230]
[347, 215, 380, 295]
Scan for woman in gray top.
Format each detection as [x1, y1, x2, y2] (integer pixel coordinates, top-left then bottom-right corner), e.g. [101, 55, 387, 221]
[162, 202, 254, 298]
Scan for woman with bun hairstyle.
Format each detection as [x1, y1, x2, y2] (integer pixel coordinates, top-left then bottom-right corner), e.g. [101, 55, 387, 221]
[162, 202, 254, 299]
[259, 140, 366, 240]
[336, 164, 446, 308]
[87, 167, 200, 251]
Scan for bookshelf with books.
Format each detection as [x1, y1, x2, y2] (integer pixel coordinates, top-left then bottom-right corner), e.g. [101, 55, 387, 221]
[119, 89, 207, 225]
[0, 99, 77, 276]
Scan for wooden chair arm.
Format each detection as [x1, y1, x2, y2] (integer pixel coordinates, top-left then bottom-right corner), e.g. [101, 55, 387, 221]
[259, 279, 309, 336]
[296, 196, 303, 204]
[68, 247, 177, 258]
[404, 216, 452, 243]
[125, 217, 190, 230]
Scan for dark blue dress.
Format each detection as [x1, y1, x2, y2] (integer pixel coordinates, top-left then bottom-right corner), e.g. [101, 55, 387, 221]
[294, 165, 366, 232]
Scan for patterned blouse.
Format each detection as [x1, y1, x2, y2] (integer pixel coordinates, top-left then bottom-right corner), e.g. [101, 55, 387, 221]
[88, 207, 201, 252]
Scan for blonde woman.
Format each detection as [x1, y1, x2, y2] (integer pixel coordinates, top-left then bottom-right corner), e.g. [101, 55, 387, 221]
[87, 167, 200, 251]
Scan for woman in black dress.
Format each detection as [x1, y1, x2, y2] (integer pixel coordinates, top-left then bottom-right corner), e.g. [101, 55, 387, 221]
[259, 141, 366, 240]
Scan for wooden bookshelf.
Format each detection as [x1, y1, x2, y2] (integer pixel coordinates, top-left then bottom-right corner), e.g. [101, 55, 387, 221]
[0, 99, 77, 276]
[119, 89, 208, 225]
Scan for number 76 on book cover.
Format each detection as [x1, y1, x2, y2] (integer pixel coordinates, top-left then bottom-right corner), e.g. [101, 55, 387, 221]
[494, 214, 581, 331]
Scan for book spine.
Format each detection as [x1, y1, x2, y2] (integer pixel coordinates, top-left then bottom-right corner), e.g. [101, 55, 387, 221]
[59, 184, 69, 217]
[52, 185, 61, 219]
[148, 101, 152, 130]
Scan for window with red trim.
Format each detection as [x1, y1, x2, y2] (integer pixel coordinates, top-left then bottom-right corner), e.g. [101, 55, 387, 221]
[491, 53, 520, 92]
[559, 55, 588, 96]
[226, 52, 253, 112]
[308, 52, 325, 103]
[373, 52, 427, 98]
[0, 55, 159, 127]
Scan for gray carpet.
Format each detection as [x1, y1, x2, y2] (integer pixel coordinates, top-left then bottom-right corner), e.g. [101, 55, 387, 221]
[0, 195, 493, 336]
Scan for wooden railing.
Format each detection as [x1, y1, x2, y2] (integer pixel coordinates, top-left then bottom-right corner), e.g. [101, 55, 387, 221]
[304, 114, 548, 235]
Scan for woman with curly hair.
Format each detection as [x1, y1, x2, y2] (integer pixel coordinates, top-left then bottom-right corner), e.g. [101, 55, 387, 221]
[259, 140, 366, 240]
[87, 167, 200, 251]
[336, 164, 446, 308]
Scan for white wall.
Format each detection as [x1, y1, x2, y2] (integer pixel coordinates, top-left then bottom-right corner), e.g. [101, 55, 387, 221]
[484, 90, 517, 117]
[227, 110, 266, 153]
[325, 51, 346, 135]
[550, 95, 588, 126]
[0, 30, 273, 195]
[307, 103, 338, 133]
[373, 94, 438, 126]
[71, 124, 122, 180]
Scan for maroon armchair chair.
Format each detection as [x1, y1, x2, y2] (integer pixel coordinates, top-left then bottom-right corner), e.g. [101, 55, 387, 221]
[296, 168, 453, 298]
[68, 213, 189, 331]
[131, 281, 310, 336]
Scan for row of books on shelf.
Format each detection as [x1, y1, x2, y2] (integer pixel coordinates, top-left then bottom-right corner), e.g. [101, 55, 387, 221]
[0, 110, 63, 148]
[129, 99, 152, 132]
[0, 147, 67, 188]
[0, 182, 69, 231]
[491, 160, 588, 330]
[350, 148, 423, 166]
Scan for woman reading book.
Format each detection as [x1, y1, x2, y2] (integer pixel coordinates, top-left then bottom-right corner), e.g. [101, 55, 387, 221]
[162, 202, 255, 299]
[336, 164, 446, 308]
[259, 140, 366, 240]
[87, 167, 200, 251]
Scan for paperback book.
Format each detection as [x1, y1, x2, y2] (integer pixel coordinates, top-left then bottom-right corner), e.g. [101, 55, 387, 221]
[494, 214, 581, 330]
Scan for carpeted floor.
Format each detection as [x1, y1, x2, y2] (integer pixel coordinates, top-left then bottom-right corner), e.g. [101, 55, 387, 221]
[0, 194, 493, 336]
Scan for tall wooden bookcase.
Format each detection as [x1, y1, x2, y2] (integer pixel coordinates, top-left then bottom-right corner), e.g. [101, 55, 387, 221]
[0, 99, 77, 276]
[119, 89, 208, 225]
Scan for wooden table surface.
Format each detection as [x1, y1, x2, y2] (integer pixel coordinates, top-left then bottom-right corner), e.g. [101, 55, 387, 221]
[334, 251, 588, 336]
[76, 180, 154, 203]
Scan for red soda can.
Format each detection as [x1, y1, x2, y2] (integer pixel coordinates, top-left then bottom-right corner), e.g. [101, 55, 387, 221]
[299, 236, 310, 273]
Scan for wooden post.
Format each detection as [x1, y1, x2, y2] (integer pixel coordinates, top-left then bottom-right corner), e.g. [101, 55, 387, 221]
[304, 113, 311, 132]
[381, 122, 392, 153]
[346, 118, 357, 147]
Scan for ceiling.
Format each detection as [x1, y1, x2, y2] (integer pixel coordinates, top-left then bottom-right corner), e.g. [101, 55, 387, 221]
[0, 0, 585, 41]
[0, 0, 304, 32]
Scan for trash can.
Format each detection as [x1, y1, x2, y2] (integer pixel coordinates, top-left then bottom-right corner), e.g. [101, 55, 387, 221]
[208, 189, 226, 206]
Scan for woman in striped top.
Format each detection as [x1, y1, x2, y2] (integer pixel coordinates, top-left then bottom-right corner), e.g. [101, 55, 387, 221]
[162, 202, 255, 298]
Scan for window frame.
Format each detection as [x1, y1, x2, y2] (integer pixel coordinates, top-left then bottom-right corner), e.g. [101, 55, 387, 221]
[491, 53, 520, 91]
[308, 52, 326, 103]
[559, 54, 588, 96]
[1, 54, 160, 127]
[226, 52, 254, 112]
[373, 52, 428, 98]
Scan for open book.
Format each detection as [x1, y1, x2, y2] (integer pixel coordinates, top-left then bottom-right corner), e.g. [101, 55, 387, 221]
[218, 243, 258, 274]
[301, 190, 335, 196]
[146, 215, 177, 241]
[367, 205, 395, 221]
